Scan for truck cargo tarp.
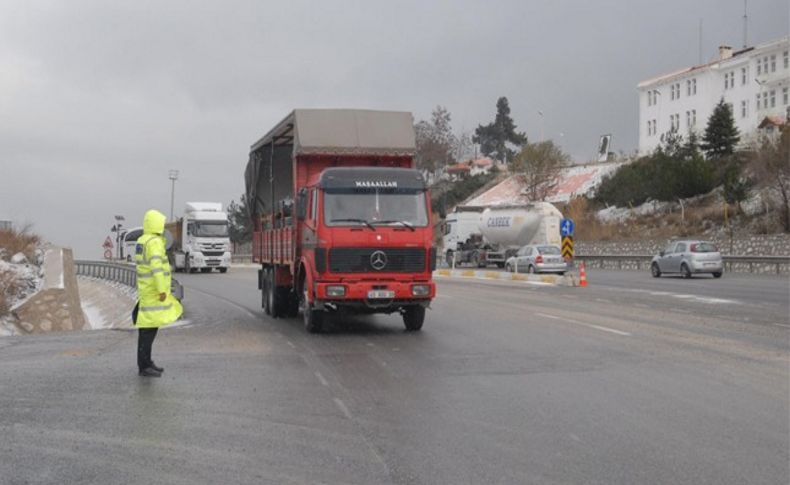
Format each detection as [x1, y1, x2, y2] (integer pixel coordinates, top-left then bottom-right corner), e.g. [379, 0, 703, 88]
[245, 109, 416, 218]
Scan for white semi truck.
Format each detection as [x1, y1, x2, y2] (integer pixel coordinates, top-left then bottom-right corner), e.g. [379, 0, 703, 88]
[165, 202, 231, 273]
[442, 203, 562, 267]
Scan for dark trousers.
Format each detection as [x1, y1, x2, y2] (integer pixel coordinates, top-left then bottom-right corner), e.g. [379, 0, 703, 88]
[137, 328, 159, 371]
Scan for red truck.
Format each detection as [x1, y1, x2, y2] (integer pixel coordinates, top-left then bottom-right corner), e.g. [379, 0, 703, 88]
[244, 109, 436, 332]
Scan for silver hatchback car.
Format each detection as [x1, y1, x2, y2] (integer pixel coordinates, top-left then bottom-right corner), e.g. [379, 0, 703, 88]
[505, 245, 568, 274]
[651, 240, 723, 278]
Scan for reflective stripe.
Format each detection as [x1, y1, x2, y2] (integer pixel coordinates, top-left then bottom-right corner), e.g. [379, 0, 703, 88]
[149, 255, 163, 262]
[137, 268, 165, 278]
[139, 303, 173, 312]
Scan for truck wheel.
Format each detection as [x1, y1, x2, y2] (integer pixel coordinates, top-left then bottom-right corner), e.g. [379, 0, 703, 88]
[200, 268, 212, 273]
[402, 306, 425, 331]
[285, 290, 299, 318]
[445, 251, 454, 267]
[303, 301, 323, 334]
[269, 271, 284, 318]
[218, 267, 228, 274]
[262, 269, 271, 315]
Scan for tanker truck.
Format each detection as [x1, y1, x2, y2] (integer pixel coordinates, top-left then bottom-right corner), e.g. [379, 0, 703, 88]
[442, 203, 562, 268]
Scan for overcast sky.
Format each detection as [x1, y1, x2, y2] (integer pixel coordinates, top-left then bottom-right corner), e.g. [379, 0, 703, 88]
[1, 0, 788, 257]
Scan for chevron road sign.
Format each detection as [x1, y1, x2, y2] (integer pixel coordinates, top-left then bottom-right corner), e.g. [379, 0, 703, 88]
[561, 236, 574, 261]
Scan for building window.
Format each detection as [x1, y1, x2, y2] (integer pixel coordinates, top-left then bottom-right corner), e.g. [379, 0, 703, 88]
[785, 50, 789, 69]
[763, 91, 769, 109]
[741, 67, 748, 85]
[784, 87, 789, 105]
[770, 90, 776, 108]
[692, 78, 697, 94]
[757, 59, 762, 75]
[692, 110, 696, 126]
[756, 93, 761, 110]
[686, 80, 691, 96]
[741, 100, 748, 118]
[686, 111, 691, 128]
[770, 54, 776, 72]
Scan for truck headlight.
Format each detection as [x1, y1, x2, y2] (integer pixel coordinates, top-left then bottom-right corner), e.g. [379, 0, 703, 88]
[326, 285, 346, 297]
[412, 284, 430, 296]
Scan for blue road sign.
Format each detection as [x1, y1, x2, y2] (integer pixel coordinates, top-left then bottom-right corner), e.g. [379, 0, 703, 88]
[560, 218, 575, 237]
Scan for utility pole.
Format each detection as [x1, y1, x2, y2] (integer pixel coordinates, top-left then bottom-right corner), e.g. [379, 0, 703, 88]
[743, 0, 748, 48]
[168, 169, 179, 222]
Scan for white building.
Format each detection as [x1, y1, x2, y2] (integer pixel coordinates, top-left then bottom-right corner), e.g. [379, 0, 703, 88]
[638, 37, 790, 155]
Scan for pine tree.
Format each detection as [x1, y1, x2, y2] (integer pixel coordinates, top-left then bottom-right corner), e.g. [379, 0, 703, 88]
[701, 98, 740, 160]
[473, 97, 528, 163]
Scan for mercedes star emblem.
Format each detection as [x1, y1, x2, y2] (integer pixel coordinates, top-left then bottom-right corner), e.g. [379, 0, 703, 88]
[370, 250, 388, 271]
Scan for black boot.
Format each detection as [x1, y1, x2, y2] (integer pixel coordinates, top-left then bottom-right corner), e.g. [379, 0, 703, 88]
[139, 367, 162, 378]
[150, 362, 164, 373]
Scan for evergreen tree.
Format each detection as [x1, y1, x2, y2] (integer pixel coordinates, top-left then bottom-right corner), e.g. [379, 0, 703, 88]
[701, 98, 740, 160]
[227, 195, 252, 244]
[473, 97, 528, 163]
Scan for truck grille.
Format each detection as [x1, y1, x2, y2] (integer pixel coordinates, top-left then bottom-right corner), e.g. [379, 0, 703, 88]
[202, 251, 225, 257]
[329, 248, 426, 273]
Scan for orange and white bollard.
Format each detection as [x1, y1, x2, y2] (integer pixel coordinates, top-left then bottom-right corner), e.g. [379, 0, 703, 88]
[579, 261, 588, 287]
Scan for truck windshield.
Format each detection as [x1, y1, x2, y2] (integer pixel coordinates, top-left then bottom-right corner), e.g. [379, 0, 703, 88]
[194, 222, 229, 237]
[324, 190, 428, 227]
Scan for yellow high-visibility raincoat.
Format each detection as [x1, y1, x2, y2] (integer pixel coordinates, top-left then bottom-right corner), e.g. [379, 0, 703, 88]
[135, 209, 183, 328]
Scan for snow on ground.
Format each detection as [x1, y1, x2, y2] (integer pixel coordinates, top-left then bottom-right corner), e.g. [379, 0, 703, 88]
[0, 251, 44, 312]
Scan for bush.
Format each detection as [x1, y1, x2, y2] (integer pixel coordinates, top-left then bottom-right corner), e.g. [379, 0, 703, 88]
[0, 226, 40, 263]
[431, 172, 498, 216]
[595, 151, 716, 207]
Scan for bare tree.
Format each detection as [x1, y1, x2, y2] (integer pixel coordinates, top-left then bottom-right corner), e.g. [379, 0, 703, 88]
[750, 126, 790, 232]
[414, 106, 456, 172]
[512, 140, 570, 201]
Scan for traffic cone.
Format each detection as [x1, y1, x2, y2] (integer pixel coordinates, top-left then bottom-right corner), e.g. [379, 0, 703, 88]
[579, 261, 588, 287]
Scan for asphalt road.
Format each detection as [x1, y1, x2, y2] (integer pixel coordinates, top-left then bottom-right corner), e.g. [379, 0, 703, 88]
[1, 268, 788, 484]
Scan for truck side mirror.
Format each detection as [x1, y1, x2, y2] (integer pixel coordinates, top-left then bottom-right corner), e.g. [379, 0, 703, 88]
[296, 189, 308, 221]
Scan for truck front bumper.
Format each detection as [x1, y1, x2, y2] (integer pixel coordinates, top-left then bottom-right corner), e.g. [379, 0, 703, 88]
[315, 280, 435, 311]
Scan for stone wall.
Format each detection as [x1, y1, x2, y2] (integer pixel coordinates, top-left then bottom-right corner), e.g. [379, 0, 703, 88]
[576, 234, 790, 256]
[13, 248, 87, 333]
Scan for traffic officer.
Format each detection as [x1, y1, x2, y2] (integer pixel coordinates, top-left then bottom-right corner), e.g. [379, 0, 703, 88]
[134, 209, 183, 377]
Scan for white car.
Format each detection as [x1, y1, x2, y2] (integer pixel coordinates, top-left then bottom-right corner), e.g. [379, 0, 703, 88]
[651, 240, 723, 278]
[505, 245, 567, 274]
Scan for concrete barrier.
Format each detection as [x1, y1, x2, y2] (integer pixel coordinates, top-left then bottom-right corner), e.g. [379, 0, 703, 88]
[434, 268, 577, 287]
[13, 248, 87, 333]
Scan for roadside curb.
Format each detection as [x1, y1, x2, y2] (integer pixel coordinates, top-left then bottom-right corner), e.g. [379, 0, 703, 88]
[433, 269, 579, 287]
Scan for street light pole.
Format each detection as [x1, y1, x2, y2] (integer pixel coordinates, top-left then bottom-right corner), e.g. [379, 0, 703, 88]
[168, 169, 179, 222]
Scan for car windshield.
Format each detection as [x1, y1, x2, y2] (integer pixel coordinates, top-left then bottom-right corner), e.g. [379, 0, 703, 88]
[537, 246, 561, 255]
[194, 222, 229, 237]
[324, 189, 428, 227]
[691, 242, 718, 253]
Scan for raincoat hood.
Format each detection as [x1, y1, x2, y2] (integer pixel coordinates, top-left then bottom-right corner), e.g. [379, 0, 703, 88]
[143, 209, 167, 235]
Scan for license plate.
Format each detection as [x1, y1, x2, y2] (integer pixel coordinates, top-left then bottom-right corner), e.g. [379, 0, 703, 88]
[367, 290, 395, 299]
[705, 262, 717, 267]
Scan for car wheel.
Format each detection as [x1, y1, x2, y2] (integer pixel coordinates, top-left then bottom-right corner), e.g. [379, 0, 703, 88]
[527, 265, 536, 274]
[505, 263, 513, 273]
[681, 263, 692, 279]
[402, 306, 425, 331]
[712, 271, 723, 278]
[218, 267, 228, 273]
[651, 263, 662, 278]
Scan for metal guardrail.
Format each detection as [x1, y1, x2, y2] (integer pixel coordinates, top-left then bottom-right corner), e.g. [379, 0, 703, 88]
[75, 260, 136, 286]
[232, 254, 253, 264]
[575, 254, 790, 274]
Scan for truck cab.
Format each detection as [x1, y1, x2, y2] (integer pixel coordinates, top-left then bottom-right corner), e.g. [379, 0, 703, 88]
[169, 202, 231, 273]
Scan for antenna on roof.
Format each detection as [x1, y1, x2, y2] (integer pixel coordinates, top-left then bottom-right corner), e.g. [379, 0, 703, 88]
[743, 0, 748, 48]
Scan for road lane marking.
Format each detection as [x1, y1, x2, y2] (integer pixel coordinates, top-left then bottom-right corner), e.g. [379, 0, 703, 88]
[333, 398, 352, 419]
[286, 340, 296, 348]
[314, 371, 329, 387]
[536, 312, 632, 336]
[774, 323, 790, 328]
